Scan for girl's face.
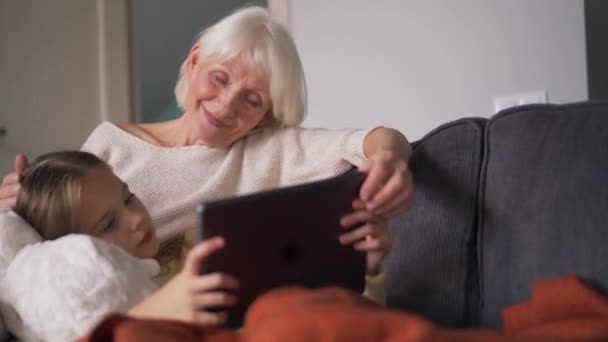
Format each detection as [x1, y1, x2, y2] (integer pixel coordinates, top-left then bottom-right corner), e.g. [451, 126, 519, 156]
[184, 46, 273, 147]
[75, 166, 159, 259]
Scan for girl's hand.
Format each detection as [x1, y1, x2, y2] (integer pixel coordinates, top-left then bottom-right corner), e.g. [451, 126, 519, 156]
[339, 200, 391, 275]
[129, 237, 239, 326]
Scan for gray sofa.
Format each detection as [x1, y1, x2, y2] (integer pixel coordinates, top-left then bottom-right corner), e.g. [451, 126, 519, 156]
[386, 101, 608, 329]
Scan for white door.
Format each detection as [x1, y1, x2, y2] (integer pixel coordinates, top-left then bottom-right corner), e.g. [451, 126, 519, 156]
[0, 0, 130, 175]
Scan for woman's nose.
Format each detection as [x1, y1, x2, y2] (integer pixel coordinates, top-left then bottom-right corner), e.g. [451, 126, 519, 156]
[217, 88, 239, 118]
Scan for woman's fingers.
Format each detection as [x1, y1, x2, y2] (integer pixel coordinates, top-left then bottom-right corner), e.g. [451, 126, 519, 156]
[383, 200, 412, 218]
[368, 163, 412, 213]
[376, 187, 413, 217]
[2, 172, 19, 185]
[15, 154, 28, 175]
[0, 154, 28, 209]
[0, 197, 16, 209]
[358, 153, 392, 202]
[0, 181, 19, 209]
[358, 149, 414, 217]
[1, 174, 19, 194]
[0, 182, 19, 195]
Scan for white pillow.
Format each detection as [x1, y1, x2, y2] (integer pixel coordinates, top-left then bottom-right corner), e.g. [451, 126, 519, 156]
[0, 209, 42, 342]
[0, 234, 159, 342]
[0, 209, 42, 280]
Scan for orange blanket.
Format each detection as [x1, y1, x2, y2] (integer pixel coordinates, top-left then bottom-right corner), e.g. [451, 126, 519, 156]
[79, 274, 608, 341]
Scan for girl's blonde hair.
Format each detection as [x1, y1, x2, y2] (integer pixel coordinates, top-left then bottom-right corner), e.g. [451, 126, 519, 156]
[15, 151, 177, 266]
[174, 6, 307, 127]
[15, 151, 107, 240]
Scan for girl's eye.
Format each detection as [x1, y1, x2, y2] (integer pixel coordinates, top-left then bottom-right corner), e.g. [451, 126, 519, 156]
[102, 218, 115, 232]
[125, 193, 135, 205]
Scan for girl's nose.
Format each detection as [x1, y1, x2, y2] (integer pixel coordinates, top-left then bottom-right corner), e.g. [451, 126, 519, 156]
[129, 210, 145, 232]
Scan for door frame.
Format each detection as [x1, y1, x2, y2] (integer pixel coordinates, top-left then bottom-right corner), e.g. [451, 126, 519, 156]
[97, 0, 133, 123]
[268, 0, 291, 30]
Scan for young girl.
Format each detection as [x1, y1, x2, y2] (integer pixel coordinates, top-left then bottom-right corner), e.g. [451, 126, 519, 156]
[14, 151, 239, 326]
[10, 151, 389, 335]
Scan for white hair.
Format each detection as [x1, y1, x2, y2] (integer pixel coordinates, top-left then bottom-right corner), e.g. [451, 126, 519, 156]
[174, 6, 307, 127]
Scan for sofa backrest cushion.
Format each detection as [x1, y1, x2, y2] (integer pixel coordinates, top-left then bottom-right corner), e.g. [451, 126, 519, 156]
[387, 118, 485, 328]
[479, 102, 608, 328]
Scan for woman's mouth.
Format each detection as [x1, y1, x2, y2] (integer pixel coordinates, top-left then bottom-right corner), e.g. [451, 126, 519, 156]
[202, 107, 228, 128]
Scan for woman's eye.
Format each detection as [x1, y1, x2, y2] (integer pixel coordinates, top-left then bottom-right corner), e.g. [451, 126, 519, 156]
[212, 71, 228, 85]
[247, 94, 261, 107]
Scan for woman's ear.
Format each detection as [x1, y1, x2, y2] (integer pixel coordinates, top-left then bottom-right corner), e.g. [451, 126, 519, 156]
[249, 112, 277, 136]
[185, 44, 201, 81]
[259, 111, 277, 127]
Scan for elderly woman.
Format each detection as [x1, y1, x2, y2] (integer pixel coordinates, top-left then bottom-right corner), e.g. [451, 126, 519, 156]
[0, 6, 412, 326]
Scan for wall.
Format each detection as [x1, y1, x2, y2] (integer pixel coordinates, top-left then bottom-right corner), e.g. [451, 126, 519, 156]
[0, 0, 130, 175]
[291, 0, 588, 140]
[133, 0, 265, 122]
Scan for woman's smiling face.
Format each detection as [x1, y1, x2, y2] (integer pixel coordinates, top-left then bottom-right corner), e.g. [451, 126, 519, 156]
[184, 46, 273, 147]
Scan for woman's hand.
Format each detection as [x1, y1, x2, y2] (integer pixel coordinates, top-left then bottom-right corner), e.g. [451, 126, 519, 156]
[129, 237, 239, 326]
[359, 147, 413, 218]
[0, 154, 28, 209]
[339, 200, 391, 275]
[360, 127, 414, 218]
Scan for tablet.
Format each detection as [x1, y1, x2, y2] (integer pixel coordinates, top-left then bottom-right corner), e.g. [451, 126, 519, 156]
[196, 169, 367, 327]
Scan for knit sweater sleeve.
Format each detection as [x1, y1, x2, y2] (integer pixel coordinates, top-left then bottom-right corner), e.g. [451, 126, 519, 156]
[362, 264, 387, 306]
[243, 126, 377, 186]
[281, 126, 373, 167]
[80, 122, 112, 160]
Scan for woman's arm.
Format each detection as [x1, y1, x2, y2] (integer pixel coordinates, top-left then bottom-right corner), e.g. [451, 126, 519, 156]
[359, 127, 414, 217]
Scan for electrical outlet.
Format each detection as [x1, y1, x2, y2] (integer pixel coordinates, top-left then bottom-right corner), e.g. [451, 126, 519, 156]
[517, 91, 548, 105]
[493, 95, 519, 113]
[493, 90, 548, 113]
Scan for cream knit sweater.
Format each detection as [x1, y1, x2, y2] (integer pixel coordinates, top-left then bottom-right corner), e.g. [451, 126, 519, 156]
[81, 122, 386, 304]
